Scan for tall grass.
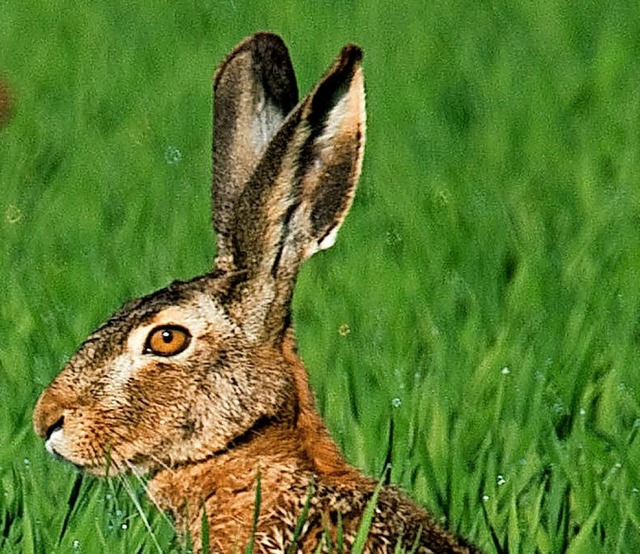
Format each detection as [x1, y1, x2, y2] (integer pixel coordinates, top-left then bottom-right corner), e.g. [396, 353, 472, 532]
[1, 0, 640, 551]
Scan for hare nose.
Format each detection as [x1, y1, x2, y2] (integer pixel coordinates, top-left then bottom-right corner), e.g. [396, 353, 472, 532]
[33, 390, 67, 440]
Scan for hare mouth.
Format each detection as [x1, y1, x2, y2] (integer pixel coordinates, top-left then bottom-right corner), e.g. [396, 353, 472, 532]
[45, 428, 66, 458]
[45, 430, 87, 470]
[45, 428, 121, 475]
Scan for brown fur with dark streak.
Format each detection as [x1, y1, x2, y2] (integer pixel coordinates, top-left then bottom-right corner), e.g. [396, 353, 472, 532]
[33, 33, 481, 553]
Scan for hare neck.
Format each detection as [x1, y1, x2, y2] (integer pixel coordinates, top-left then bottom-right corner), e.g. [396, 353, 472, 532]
[147, 332, 363, 547]
[146, 421, 310, 538]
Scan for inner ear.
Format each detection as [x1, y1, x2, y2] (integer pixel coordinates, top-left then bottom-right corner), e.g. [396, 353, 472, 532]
[212, 33, 299, 273]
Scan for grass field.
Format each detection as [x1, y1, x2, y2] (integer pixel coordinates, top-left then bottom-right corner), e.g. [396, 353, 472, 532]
[2, 1, 640, 552]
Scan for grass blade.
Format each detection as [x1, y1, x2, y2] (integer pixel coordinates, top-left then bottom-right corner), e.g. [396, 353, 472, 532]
[201, 501, 210, 554]
[244, 471, 261, 554]
[57, 471, 84, 545]
[351, 469, 388, 554]
[286, 476, 315, 553]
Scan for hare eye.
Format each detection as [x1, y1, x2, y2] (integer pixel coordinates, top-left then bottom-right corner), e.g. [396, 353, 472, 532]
[144, 325, 191, 356]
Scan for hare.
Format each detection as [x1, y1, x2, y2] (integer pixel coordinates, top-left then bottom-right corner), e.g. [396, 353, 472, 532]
[33, 33, 480, 553]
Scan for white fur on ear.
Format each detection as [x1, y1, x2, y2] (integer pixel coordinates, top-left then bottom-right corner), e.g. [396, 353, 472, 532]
[252, 93, 287, 149]
[303, 226, 339, 260]
[319, 226, 339, 250]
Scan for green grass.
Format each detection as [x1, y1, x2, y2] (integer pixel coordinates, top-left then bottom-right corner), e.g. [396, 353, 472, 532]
[2, 0, 640, 551]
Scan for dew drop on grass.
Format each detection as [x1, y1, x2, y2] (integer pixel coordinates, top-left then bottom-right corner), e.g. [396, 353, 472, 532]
[385, 229, 402, 246]
[121, 523, 128, 530]
[72, 539, 80, 550]
[164, 145, 182, 165]
[579, 407, 586, 416]
[392, 397, 402, 408]
[632, 487, 639, 496]
[501, 367, 510, 375]
[497, 474, 506, 486]
[435, 188, 450, 207]
[482, 494, 489, 502]
[5, 204, 22, 224]
[22, 458, 30, 467]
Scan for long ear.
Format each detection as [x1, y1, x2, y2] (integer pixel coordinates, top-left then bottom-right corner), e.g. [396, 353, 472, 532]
[212, 33, 299, 272]
[228, 44, 366, 342]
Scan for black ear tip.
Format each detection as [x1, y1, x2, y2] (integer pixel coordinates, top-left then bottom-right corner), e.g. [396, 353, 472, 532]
[213, 32, 299, 112]
[214, 32, 290, 82]
[229, 32, 291, 69]
[340, 44, 364, 65]
[305, 43, 364, 129]
[251, 33, 299, 112]
[250, 32, 288, 56]
[330, 44, 363, 85]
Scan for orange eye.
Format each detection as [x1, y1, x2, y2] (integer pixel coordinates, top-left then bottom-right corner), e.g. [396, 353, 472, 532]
[144, 325, 191, 356]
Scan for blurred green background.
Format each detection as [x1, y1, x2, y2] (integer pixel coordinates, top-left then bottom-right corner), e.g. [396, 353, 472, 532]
[2, 1, 640, 552]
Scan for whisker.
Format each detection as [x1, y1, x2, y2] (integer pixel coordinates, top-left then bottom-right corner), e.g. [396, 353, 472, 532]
[149, 453, 174, 473]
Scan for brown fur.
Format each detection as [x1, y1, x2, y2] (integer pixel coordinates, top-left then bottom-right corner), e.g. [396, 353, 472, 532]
[33, 34, 481, 553]
[147, 336, 474, 553]
[283, 330, 359, 480]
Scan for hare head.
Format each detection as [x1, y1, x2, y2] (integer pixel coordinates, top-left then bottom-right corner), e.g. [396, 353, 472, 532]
[33, 33, 365, 478]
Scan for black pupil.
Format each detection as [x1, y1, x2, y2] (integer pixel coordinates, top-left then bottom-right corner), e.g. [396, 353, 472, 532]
[162, 330, 174, 343]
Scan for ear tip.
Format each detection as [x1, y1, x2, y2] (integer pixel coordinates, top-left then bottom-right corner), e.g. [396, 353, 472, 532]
[213, 32, 293, 87]
[230, 31, 288, 54]
[330, 45, 363, 88]
[249, 32, 289, 57]
[251, 31, 285, 42]
[340, 44, 364, 65]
